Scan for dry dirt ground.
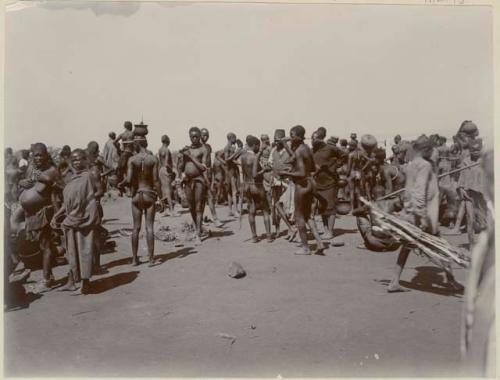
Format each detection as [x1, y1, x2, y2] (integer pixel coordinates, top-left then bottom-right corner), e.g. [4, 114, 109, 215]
[5, 195, 470, 377]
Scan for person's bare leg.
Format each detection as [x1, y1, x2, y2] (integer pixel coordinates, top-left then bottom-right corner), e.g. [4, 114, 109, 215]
[464, 199, 475, 246]
[231, 176, 240, 216]
[307, 218, 325, 253]
[58, 270, 78, 292]
[248, 199, 258, 242]
[131, 202, 143, 266]
[321, 215, 332, 239]
[263, 209, 272, 242]
[227, 181, 234, 217]
[194, 182, 205, 245]
[36, 231, 54, 292]
[145, 203, 156, 266]
[165, 178, 179, 216]
[453, 199, 465, 233]
[275, 204, 296, 240]
[184, 183, 197, 228]
[294, 215, 310, 255]
[387, 245, 411, 292]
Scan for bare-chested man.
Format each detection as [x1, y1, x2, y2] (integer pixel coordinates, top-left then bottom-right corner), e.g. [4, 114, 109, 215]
[115, 121, 135, 192]
[269, 129, 296, 240]
[346, 140, 363, 208]
[218, 133, 242, 217]
[178, 127, 209, 245]
[158, 135, 179, 217]
[118, 136, 161, 267]
[212, 148, 227, 204]
[278, 126, 324, 255]
[241, 136, 273, 242]
[201, 128, 223, 227]
[311, 130, 346, 246]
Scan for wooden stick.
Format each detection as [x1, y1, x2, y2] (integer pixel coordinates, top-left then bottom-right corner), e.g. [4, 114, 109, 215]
[376, 161, 481, 201]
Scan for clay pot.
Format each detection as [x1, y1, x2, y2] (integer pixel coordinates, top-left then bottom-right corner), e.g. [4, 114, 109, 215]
[108, 174, 118, 187]
[337, 178, 348, 188]
[134, 122, 149, 137]
[19, 188, 47, 214]
[360, 134, 378, 151]
[336, 199, 352, 215]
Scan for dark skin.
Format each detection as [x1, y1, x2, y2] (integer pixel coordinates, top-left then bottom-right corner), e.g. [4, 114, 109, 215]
[119, 140, 161, 266]
[278, 131, 324, 255]
[115, 125, 135, 153]
[311, 132, 346, 243]
[158, 138, 177, 216]
[241, 141, 272, 242]
[269, 139, 296, 239]
[387, 146, 460, 292]
[201, 128, 221, 226]
[52, 151, 101, 293]
[222, 134, 241, 216]
[178, 130, 208, 244]
[19, 150, 59, 287]
[213, 149, 227, 204]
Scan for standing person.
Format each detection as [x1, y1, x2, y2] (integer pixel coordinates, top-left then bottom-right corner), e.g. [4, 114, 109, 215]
[212, 148, 227, 204]
[116, 121, 135, 193]
[17, 143, 60, 292]
[339, 139, 349, 154]
[350, 133, 358, 146]
[200, 128, 223, 227]
[346, 139, 364, 209]
[456, 139, 487, 246]
[118, 136, 161, 267]
[241, 135, 273, 242]
[260, 134, 273, 206]
[51, 149, 101, 294]
[178, 127, 209, 245]
[102, 132, 120, 175]
[387, 135, 461, 293]
[278, 125, 324, 255]
[269, 129, 296, 240]
[18, 149, 30, 178]
[311, 130, 346, 246]
[219, 133, 241, 217]
[158, 135, 179, 217]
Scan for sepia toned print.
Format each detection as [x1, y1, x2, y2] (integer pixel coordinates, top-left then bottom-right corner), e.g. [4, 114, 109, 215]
[3, 1, 495, 377]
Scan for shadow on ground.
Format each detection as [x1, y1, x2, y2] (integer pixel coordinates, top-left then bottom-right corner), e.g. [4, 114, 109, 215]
[88, 271, 140, 294]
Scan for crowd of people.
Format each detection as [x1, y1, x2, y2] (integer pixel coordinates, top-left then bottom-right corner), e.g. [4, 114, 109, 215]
[3, 119, 495, 373]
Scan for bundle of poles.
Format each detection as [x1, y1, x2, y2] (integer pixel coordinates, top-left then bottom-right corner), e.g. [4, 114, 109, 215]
[359, 197, 470, 271]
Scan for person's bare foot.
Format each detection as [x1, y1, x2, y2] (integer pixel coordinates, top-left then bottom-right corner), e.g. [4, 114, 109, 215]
[33, 279, 54, 294]
[213, 219, 223, 228]
[294, 247, 311, 255]
[194, 236, 202, 246]
[387, 282, 409, 293]
[132, 258, 141, 267]
[286, 229, 297, 242]
[58, 283, 78, 292]
[252, 235, 260, 243]
[148, 258, 157, 268]
[322, 232, 333, 240]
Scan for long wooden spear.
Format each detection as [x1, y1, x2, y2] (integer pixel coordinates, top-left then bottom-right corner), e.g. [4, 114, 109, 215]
[376, 161, 481, 201]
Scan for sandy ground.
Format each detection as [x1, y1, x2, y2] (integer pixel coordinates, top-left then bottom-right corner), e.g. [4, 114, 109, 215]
[5, 195, 470, 377]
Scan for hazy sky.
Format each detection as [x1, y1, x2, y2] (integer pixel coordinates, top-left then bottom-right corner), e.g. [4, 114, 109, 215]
[5, 1, 493, 151]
